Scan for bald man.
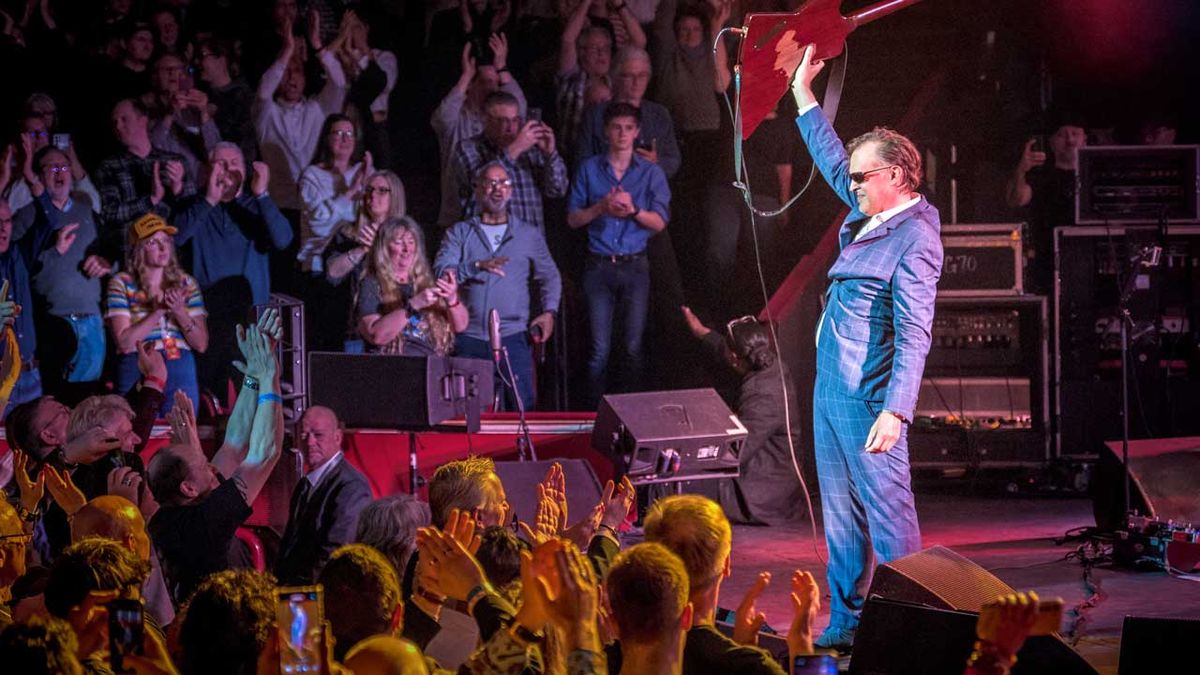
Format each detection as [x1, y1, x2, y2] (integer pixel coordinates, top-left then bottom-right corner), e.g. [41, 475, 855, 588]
[0, 501, 30, 627]
[275, 406, 372, 584]
[69, 496, 174, 627]
[344, 636, 430, 675]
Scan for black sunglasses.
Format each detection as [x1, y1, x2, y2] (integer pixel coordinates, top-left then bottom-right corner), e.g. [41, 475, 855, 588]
[849, 165, 897, 184]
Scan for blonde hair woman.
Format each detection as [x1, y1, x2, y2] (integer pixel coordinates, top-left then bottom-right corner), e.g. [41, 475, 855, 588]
[105, 213, 208, 413]
[356, 217, 467, 355]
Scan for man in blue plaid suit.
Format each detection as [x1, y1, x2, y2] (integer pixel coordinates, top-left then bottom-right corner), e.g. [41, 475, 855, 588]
[790, 45, 944, 651]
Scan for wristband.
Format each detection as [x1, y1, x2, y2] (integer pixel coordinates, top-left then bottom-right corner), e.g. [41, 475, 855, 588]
[258, 392, 283, 405]
[16, 504, 40, 522]
[465, 582, 495, 613]
[243, 376, 260, 391]
[448, 299, 461, 308]
[507, 621, 544, 645]
[630, 207, 641, 220]
[415, 585, 447, 606]
[143, 374, 166, 389]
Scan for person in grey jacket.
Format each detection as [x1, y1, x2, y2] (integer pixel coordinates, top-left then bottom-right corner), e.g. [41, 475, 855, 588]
[434, 162, 561, 411]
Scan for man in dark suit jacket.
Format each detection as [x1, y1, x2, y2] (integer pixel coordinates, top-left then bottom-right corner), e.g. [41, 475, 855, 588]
[276, 406, 373, 585]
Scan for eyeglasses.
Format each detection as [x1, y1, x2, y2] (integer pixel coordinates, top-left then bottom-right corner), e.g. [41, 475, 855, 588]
[44, 165, 71, 175]
[364, 186, 391, 195]
[848, 165, 897, 184]
[479, 178, 512, 189]
[725, 315, 758, 344]
[330, 129, 355, 139]
[26, 130, 49, 139]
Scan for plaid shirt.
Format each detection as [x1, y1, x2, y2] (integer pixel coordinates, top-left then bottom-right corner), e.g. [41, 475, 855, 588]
[452, 134, 569, 230]
[95, 148, 196, 236]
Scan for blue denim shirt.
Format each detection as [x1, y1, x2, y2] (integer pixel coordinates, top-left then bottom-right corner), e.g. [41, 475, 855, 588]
[0, 247, 37, 359]
[568, 154, 671, 256]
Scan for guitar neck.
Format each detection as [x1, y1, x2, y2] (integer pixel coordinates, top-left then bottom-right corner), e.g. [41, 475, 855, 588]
[850, 0, 924, 29]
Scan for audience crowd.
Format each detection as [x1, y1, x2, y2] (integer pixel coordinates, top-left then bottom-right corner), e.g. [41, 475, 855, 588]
[0, 1, 1136, 673]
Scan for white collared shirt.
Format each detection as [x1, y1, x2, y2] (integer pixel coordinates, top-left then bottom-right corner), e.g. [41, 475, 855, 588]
[305, 451, 344, 490]
[854, 196, 921, 242]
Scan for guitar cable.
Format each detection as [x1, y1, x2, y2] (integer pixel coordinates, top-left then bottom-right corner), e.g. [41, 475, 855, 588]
[713, 27, 853, 567]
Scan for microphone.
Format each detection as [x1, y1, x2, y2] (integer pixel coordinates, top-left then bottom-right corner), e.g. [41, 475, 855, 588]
[488, 308, 502, 362]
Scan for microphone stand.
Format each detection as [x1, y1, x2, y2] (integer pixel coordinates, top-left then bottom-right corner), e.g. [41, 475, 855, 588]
[498, 344, 536, 461]
[1115, 242, 1160, 523]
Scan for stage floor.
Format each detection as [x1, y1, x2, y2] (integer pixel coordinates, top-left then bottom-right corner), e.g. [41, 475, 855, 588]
[634, 484, 1200, 674]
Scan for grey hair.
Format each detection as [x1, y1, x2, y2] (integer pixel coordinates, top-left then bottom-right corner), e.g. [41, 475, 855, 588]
[208, 141, 244, 163]
[66, 395, 133, 444]
[474, 160, 510, 184]
[354, 496, 431, 577]
[612, 45, 652, 77]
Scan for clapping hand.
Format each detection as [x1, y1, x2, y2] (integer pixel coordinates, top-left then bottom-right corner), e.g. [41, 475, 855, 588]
[234, 322, 277, 382]
[12, 448, 45, 515]
[416, 509, 486, 601]
[164, 159, 186, 196]
[598, 475, 636, 531]
[733, 572, 771, 645]
[251, 161, 270, 196]
[54, 223, 79, 256]
[44, 464, 86, 517]
[788, 570, 820, 656]
[168, 390, 202, 450]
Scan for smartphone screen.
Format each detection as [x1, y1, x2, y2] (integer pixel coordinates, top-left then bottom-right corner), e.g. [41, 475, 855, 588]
[527, 107, 542, 123]
[53, 133, 71, 151]
[108, 597, 144, 671]
[793, 654, 838, 674]
[277, 586, 324, 674]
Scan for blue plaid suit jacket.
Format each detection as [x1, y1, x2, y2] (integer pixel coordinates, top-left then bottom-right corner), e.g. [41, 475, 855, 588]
[796, 107, 943, 421]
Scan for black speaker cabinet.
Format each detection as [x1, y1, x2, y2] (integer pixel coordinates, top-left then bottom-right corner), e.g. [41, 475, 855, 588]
[308, 352, 494, 431]
[1119, 616, 1200, 674]
[852, 546, 1096, 674]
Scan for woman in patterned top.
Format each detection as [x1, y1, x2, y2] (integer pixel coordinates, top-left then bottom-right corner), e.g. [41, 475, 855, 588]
[105, 213, 208, 413]
[356, 217, 467, 356]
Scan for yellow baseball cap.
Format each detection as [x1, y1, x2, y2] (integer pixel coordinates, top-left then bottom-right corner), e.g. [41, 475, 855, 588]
[128, 213, 177, 245]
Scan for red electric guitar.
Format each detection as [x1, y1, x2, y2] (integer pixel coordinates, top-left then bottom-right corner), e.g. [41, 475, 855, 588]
[736, 0, 924, 139]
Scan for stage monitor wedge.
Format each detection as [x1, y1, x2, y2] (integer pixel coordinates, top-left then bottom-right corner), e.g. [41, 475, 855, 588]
[592, 388, 745, 484]
[308, 352, 494, 432]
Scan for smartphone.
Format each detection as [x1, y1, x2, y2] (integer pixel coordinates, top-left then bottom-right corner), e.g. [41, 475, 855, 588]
[527, 107, 542, 123]
[1030, 134, 1046, 154]
[180, 72, 194, 93]
[52, 133, 71, 151]
[792, 654, 838, 674]
[277, 585, 324, 674]
[108, 597, 145, 671]
[635, 137, 653, 152]
[979, 596, 1064, 638]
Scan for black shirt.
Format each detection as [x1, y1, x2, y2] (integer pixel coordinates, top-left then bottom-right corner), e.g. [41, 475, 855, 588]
[683, 624, 788, 675]
[148, 476, 253, 604]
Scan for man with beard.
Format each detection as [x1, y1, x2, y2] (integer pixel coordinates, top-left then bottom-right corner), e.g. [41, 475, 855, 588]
[435, 162, 561, 411]
[451, 91, 568, 231]
[172, 143, 292, 402]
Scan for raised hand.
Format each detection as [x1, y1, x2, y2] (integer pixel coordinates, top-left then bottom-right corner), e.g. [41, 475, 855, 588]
[256, 306, 283, 347]
[540, 462, 569, 530]
[507, 120, 542, 160]
[489, 32, 509, 71]
[459, 41, 477, 83]
[535, 122, 557, 155]
[543, 543, 600, 644]
[416, 523, 487, 601]
[734, 572, 771, 645]
[251, 161, 270, 196]
[598, 475, 636, 531]
[306, 7, 322, 50]
[444, 507, 482, 554]
[44, 464, 86, 517]
[164, 159, 186, 196]
[54, 222, 79, 256]
[788, 42, 824, 109]
[1017, 138, 1047, 174]
[151, 160, 165, 205]
[168, 389, 201, 450]
[12, 448, 45, 515]
[205, 159, 226, 204]
[680, 305, 710, 339]
[234, 323, 276, 381]
[106, 466, 143, 504]
[519, 486, 561, 545]
[562, 503, 603, 550]
[788, 570, 820, 656]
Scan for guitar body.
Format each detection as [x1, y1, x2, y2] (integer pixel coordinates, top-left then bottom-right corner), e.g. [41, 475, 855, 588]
[735, 0, 922, 139]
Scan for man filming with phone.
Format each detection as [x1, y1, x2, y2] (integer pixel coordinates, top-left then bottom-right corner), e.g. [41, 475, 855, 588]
[451, 91, 569, 231]
[435, 162, 561, 411]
